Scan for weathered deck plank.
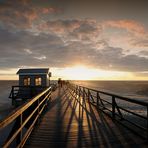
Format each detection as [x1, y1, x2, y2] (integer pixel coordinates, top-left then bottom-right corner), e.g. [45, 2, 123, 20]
[25, 87, 147, 148]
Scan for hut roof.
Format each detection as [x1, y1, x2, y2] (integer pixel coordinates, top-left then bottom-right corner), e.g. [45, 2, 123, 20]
[17, 68, 49, 75]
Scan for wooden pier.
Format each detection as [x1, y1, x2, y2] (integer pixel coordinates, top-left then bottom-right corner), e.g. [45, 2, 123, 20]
[0, 84, 148, 147]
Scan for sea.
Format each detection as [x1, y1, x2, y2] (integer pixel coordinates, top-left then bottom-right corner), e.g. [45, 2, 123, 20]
[0, 80, 17, 120]
[0, 80, 148, 120]
[72, 80, 148, 101]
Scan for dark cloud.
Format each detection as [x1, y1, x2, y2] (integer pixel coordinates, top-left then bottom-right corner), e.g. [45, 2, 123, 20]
[48, 0, 148, 23]
[96, 47, 148, 72]
[82, 47, 148, 72]
[0, 27, 148, 72]
[37, 19, 103, 50]
[0, 0, 59, 29]
[116, 54, 148, 71]
[0, 28, 65, 68]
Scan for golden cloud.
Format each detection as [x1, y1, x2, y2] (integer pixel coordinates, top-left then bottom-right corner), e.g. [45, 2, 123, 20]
[104, 20, 145, 34]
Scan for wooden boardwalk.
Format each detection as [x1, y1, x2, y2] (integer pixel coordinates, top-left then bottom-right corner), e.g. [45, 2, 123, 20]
[25, 87, 147, 148]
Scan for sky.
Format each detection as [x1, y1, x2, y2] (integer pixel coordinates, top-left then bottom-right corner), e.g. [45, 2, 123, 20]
[0, 0, 148, 80]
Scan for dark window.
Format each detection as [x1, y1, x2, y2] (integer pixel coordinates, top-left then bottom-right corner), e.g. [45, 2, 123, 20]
[35, 77, 42, 86]
[23, 77, 30, 86]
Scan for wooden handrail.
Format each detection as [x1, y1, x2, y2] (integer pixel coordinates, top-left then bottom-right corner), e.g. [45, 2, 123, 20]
[0, 87, 51, 128]
[0, 86, 51, 147]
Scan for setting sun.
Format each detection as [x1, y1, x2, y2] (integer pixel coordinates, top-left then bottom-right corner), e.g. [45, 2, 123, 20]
[60, 66, 98, 80]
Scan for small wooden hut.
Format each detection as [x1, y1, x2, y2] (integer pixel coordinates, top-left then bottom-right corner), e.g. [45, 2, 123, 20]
[17, 68, 51, 87]
[9, 68, 51, 105]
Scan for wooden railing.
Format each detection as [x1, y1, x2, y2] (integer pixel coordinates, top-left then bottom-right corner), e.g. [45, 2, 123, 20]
[0, 87, 51, 148]
[68, 83, 148, 140]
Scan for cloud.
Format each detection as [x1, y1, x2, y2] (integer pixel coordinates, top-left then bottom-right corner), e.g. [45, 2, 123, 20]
[0, 28, 65, 68]
[104, 20, 145, 35]
[117, 54, 148, 71]
[24, 49, 32, 54]
[34, 55, 46, 60]
[41, 7, 59, 14]
[139, 50, 148, 55]
[38, 19, 102, 46]
[103, 20, 148, 49]
[38, 20, 79, 35]
[0, 0, 59, 29]
[130, 38, 148, 48]
[0, 19, 148, 73]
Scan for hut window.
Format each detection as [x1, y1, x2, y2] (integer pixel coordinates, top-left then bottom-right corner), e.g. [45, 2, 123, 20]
[35, 77, 42, 86]
[23, 77, 30, 86]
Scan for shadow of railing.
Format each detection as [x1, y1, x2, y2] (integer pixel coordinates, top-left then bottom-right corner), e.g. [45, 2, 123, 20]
[68, 83, 148, 141]
[64, 85, 147, 147]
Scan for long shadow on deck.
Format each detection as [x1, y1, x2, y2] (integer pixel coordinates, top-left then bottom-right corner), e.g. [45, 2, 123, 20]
[26, 87, 147, 148]
[66, 89, 145, 148]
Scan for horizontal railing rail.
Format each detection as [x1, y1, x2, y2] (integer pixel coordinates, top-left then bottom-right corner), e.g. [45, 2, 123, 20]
[9, 86, 47, 99]
[0, 86, 51, 148]
[68, 83, 148, 140]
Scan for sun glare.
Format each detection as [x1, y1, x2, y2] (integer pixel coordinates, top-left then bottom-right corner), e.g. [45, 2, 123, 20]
[61, 66, 98, 80]
[51, 65, 134, 80]
[0, 66, 143, 80]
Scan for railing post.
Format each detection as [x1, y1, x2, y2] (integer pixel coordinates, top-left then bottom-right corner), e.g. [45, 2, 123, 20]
[38, 98, 40, 116]
[20, 113, 22, 143]
[88, 89, 90, 102]
[147, 106, 148, 141]
[97, 92, 99, 107]
[16, 116, 21, 145]
[112, 96, 116, 119]
[77, 86, 79, 96]
[12, 86, 14, 105]
[79, 86, 80, 97]
[72, 85, 74, 92]
[83, 87, 85, 99]
[12, 86, 14, 99]
[75, 85, 76, 94]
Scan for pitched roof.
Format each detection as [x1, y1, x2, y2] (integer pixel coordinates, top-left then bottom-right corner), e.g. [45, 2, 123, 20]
[17, 68, 49, 75]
